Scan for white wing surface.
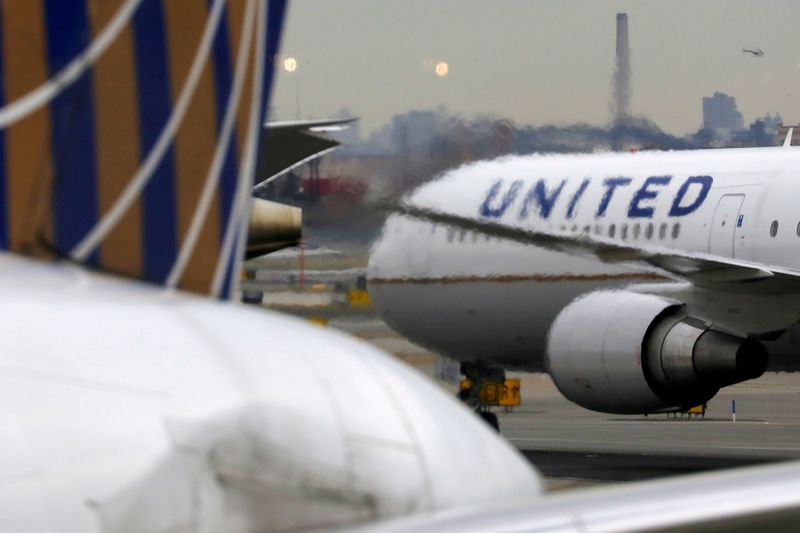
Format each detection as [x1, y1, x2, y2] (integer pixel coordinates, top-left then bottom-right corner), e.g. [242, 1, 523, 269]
[367, 460, 800, 532]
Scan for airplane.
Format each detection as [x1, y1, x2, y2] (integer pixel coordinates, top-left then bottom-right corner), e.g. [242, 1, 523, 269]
[12, 2, 800, 530]
[368, 131, 800, 423]
[0, 0, 545, 530]
[743, 47, 764, 57]
[245, 118, 358, 260]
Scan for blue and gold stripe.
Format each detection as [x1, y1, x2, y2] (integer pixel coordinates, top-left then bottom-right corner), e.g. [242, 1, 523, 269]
[2, 0, 53, 255]
[210, 1, 239, 248]
[210, 1, 241, 298]
[132, 0, 178, 284]
[43, 0, 100, 264]
[163, 0, 221, 292]
[89, 0, 143, 277]
[0, 4, 8, 249]
[0, 0, 287, 297]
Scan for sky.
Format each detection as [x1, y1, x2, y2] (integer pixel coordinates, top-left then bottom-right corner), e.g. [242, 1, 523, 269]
[271, 1, 800, 137]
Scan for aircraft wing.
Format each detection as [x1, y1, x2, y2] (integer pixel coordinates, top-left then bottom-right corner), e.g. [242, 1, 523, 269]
[388, 202, 800, 293]
[255, 117, 357, 188]
[368, 459, 800, 532]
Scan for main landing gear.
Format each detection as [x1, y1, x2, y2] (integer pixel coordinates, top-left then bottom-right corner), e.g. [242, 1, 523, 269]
[459, 362, 505, 432]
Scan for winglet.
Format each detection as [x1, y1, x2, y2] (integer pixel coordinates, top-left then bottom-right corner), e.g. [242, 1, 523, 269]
[783, 128, 794, 148]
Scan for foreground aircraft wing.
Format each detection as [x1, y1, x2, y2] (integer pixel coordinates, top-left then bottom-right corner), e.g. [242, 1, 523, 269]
[388, 202, 800, 293]
[369, 459, 800, 532]
[254, 117, 356, 188]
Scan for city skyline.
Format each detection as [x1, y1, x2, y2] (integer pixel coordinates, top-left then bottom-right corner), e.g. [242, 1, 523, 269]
[271, 1, 800, 137]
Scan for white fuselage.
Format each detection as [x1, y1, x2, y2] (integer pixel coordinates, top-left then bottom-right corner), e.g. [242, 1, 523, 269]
[0, 253, 541, 532]
[368, 147, 800, 371]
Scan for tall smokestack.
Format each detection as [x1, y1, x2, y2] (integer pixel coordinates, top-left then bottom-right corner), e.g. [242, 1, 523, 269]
[612, 13, 630, 150]
[614, 13, 630, 122]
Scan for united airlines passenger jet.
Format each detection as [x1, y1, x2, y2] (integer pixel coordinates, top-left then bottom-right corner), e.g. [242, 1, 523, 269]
[370, 138, 800, 417]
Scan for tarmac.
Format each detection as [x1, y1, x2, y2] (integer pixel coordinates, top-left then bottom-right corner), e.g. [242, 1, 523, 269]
[497, 372, 800, 490]
[330, 309, 800, 491]
[249, 255, 800, 492]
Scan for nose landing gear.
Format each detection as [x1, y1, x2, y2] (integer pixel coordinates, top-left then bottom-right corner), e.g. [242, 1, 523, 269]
[478, 410, 500, 431]
[458, 363, 507, 432]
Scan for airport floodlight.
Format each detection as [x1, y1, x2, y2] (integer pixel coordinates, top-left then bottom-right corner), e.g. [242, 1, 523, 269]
[283, 57, 298, 72]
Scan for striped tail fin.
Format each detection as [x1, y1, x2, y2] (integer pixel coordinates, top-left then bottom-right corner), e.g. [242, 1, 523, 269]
[0, 0, 287, 299]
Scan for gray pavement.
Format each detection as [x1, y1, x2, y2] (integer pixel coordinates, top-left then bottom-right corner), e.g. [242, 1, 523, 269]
[521, 449, 774, 481]
[499, 372, 800, 461]
[333, 310, 800, 488]
[255, 278, 800, 490]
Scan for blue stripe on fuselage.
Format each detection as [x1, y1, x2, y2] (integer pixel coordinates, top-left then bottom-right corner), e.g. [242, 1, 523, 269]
[43, 0, 99, 262]
[132, 0, 178, 284]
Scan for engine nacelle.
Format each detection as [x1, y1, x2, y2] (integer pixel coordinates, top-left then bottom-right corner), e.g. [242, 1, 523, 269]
[546, 291, 767, 414]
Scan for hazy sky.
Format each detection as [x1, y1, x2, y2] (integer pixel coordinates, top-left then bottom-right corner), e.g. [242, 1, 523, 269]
[271, 1, 800, 136]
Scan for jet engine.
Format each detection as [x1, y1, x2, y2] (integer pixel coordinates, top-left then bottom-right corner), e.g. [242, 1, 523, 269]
[546, 291, 767, 414]
[246, 198, 302, 259]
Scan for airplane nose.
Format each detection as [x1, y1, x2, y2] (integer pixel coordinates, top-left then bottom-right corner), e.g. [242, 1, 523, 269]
[367, 214, 405, 283]
[91, 311, 543, 531]
[261, 331, 546, 524]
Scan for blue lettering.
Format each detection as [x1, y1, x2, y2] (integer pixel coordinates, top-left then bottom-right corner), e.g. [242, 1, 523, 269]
[518, 179, 566, 220]
[669, 175, 713, 217]
[628, 176, 671, 218]
[479, 179, 523, 218]
[596, 177, 632, 218]
[566, 178, 591, 219]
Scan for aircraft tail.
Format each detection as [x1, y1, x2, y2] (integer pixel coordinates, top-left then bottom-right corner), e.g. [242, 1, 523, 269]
[0, 0, 287, 299]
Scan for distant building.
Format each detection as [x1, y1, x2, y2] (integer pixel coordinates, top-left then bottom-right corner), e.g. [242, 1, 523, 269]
[754, 112, 783, 136]
[391, 110, 439, 153]
[702, 92, 744, 138]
